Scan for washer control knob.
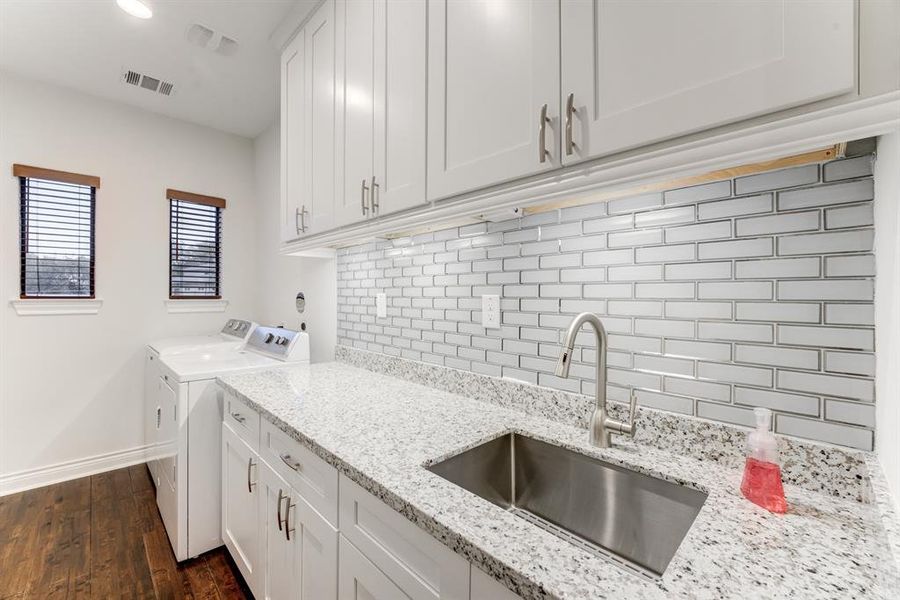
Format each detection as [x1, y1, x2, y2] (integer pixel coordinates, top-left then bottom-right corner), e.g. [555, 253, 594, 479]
[264, 333, 275, 344]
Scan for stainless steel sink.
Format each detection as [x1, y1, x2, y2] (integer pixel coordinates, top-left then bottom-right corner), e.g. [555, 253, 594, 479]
[427, 433, 707, 579]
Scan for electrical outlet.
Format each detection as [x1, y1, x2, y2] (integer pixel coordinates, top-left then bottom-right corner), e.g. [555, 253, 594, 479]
[482, 294, 500, 328]
[376, 293, 387, 318]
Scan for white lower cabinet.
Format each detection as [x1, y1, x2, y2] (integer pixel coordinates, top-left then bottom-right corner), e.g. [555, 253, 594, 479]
[259, 459, 338, 600]
[222, 411, 522, 599]
[338, 534, 409, 600]
[222, 423, 262, 596]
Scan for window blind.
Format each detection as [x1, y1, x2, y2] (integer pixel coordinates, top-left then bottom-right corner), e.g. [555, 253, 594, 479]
[169, 199, 222, 298]
[19, 176, 96, 298]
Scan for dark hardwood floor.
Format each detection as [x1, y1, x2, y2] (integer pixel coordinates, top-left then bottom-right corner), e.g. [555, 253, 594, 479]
[0, 465, 251, 599]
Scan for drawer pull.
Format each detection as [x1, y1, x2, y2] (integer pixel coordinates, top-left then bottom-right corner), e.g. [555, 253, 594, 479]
[230, 412, 246, 424]
[280, 453, 302, 472]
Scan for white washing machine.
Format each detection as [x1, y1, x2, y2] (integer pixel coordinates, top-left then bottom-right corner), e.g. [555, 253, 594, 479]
[145, 319, 257, 483]
[153, 326, 310, 561]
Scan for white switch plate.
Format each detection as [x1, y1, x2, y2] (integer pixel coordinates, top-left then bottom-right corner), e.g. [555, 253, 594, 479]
[376, 293, 387, 318]
[482, 294, 500, 328]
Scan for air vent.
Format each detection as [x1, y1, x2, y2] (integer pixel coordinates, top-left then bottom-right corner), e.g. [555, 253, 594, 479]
[121, 69, 175, 97]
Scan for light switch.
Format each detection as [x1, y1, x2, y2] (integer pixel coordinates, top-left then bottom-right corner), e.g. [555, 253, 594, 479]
[376, 293, 387, 318]
[482, 294, 500, 329]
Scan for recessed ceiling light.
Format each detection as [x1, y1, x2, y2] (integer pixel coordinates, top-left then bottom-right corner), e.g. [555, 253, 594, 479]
[116, 0, 152, 19]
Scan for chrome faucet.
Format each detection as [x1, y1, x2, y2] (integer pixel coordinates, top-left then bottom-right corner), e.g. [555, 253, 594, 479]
[555, 312, 637, 448]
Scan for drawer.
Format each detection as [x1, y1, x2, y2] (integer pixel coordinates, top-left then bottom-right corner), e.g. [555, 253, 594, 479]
[338, 475, 469, 600]
[223, 390, 259, 450]
[260, 419, 338, 527]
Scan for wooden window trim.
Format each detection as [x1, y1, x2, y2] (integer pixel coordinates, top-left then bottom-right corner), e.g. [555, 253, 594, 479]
[13, 164, 100, 188]
[166, 188, 226, 209]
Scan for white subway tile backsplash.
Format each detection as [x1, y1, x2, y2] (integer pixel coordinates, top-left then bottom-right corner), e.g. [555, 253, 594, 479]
[824, 399, 875, 427]
[735, 164, 818, 194]
[608, 229, 663, 247]
[734, 387, 819, 416]
[777, 370, 874, 401]
[824, 203, 873, 229]
[824, 304, 874, 325]
[778, 325, 874, 350]
[665, 262, 731, 280]
[776, 415, 872, 450]
[337, 155, 876, 449]
[634, 205, 695, 227]
[778, 179, 874, 210]
[697, 193, 773, 220]
[698, 362, 772, 387]
[735, 257, 820, 279]
[698, 322, 773, 343]
[734, 344, 819, 370]
[824, 255, 875, 277]
[634, 282, 695, 299]
[778, 229, 874, 256]
[698, 281, 773, 300]
[823, 155, 873, 182]
[734, 302, 820, 323]
[665, 301, 733, 320]
[824, 351, 875, 376]
[635, 243, 695, 263]
[777, 280, 873, 301]
[698, 237, 773, 260]
[736, 211, 819, 237]
[665, 221, 731, 243]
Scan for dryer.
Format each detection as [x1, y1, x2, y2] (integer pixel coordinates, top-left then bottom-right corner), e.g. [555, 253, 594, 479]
[153, 326, 309, 561]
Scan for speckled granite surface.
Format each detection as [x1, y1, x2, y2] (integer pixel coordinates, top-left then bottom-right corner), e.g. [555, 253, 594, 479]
[217, 362, 899, 600]
[336, 345, 872, 502]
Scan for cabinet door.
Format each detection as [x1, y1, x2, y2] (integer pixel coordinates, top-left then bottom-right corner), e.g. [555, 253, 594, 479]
[295, 491, 339, 599]
[335, 0, 376, 227]
[281, 0, 337, 241]
[338, 535, 410, 600]
[281, 28, 305, 242]
[372, 0, 427, 216]
[426, 0, 560, 201]
[259, 462, 296, 600]
[560, 0, 855, 163]
[222, 424, 261, 596]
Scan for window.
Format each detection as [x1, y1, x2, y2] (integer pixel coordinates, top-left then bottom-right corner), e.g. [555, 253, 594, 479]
[168, 188, 225, 299]
[15, 164, 99, 298]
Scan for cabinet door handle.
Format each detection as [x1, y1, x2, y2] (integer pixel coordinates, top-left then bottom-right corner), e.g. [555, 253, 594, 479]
[156, 406, 161, 429]
[538, 103, 550, 163]
[370, 176, 379, 214]
[276, 488, 285, 531]
[361, 179, 370, 216]
[565, 92, 577, 156]
[247, 458, 256, 493]
[284, 497, 295, 541]
[300, 205, 309, 232]
[280, 453, 302, 472]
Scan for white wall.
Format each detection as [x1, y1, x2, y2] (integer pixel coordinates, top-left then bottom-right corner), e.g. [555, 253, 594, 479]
[0, 72, 259, 490]
[875, 130, 900, 512]
[253, 125, 336, 363]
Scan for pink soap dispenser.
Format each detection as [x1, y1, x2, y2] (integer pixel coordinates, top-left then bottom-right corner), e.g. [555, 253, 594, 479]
[740, 407, 788, 514]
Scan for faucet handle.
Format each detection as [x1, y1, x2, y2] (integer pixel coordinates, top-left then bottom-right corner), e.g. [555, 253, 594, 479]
[624, 389, 638, 438]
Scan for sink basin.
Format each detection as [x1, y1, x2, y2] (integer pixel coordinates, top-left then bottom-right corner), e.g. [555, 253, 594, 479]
[427, 433, 707, 579]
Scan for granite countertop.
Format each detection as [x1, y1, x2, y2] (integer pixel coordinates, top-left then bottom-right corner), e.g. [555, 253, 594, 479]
[217, 362, 899, 600]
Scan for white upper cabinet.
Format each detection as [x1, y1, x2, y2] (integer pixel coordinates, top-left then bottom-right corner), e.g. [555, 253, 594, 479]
[560, 0, 855, 163]
[426, 0, 561, 201]
[336, 0, 427, 226]
[281, 0, 337, 241]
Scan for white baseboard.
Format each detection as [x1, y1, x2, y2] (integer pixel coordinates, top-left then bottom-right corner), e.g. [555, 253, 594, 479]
[0, 445, 152, 496]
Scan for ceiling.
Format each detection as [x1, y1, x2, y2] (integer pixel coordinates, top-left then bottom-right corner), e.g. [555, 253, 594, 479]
[0, 0, 314, 138]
